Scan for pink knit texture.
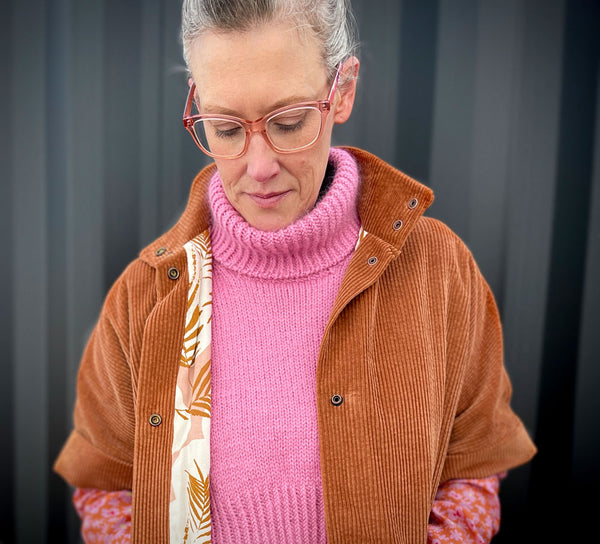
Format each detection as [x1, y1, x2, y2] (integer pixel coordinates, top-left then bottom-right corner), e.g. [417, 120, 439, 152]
[209, 148, 360, 542]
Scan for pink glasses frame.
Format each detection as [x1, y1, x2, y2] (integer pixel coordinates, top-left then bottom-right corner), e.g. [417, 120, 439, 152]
[182, 63, 343, 159]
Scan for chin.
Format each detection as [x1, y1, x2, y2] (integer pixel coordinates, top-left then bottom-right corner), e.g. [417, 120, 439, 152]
[245, 211, 297, 232]
[250, 218, 290, 232]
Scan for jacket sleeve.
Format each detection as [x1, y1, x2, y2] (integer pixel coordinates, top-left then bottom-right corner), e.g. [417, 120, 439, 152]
[440, 248, 536, 482]
[54, 260, 156, 490]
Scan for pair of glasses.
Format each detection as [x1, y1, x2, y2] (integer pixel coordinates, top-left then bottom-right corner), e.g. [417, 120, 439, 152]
[183, 63, 342, 159]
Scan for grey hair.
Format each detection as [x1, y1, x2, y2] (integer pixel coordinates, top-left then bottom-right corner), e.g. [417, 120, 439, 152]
[181, 0, 359, 81]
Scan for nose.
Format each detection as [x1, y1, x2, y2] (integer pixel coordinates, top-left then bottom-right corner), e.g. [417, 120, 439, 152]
[245, 131, 280, 183]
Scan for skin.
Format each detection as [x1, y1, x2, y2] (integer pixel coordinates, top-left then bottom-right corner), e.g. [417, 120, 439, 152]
[187, 22, 359, 231]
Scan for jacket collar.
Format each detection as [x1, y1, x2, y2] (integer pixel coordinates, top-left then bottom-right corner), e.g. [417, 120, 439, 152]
[139, 163, 216, 268]
[350, 147, 434, 253]
[139, 147, 433, 268]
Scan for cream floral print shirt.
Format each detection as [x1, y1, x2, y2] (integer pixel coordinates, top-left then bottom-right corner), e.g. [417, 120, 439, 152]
[170, 230, 213, 543]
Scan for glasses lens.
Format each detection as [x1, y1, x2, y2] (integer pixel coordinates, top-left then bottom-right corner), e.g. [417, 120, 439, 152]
[193, 118, 246, 157]
[266, 107, 322, 151]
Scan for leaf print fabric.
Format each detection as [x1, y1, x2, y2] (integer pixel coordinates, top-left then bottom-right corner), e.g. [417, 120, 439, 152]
[170, 230, 213, 543]
[184, 460, 211, 541]
[427, 474, 503, 544]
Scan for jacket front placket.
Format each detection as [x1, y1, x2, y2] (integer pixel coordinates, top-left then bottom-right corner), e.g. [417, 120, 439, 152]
[315, 153, 434, 543]
[132, 246, 190, 543]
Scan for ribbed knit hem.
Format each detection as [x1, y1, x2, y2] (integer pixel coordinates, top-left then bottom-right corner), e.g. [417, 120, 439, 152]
[209, 147, 361, 279]
[210, 484, 328, 544]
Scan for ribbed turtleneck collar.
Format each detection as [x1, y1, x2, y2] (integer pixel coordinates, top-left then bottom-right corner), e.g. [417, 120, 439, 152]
[209, 147, 361, 280]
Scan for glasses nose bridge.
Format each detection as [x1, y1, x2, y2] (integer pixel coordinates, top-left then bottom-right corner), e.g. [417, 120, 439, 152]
[244, 117, 273, 150]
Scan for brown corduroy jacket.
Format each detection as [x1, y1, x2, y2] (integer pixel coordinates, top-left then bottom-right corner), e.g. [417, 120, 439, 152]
[55, 147, 536, 543]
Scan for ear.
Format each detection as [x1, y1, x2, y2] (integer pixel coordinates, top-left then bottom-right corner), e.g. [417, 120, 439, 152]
[333, 56, 359, 124]
[188, 77, 194, 88]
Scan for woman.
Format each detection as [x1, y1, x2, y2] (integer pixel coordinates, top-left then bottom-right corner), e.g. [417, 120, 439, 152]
[54, 1, 536, 542]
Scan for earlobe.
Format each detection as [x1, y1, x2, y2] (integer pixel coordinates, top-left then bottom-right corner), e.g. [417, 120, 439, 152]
[333, 56, 359, 124]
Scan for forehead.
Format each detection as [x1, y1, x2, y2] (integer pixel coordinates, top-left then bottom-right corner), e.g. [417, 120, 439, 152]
[188, 22, 328, 114]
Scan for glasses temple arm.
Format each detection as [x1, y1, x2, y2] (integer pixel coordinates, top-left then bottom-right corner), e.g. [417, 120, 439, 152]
[327, 62, 343, 102]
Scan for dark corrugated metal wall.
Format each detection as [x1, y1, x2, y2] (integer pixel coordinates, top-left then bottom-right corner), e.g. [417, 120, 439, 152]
[1, 1, 598, 542]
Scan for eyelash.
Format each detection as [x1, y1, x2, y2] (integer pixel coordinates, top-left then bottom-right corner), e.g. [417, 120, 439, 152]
[214, 126, 242, 139]
[273, 118, 304, 133]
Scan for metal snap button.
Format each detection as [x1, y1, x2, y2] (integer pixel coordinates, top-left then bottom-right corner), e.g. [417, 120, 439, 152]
[149, 413, 162, 426]
[408, 198, 418, 209]
[331, 394, 344, 406]
[392, 219, 403, 231]
[155, 247, 167, 256]
[368, 256, 378, 266]
[167, 267, 180, 280]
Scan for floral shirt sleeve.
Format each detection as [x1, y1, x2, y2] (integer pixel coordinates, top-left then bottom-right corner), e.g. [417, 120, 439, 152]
[74, 474, 503, 543]
[73, 488, 132, 544]
[428, 474, 505, 544]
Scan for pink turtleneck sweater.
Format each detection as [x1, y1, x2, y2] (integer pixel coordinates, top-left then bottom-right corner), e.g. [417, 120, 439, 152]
[208, 147, 361, 542]
[73, 148, 502, 544]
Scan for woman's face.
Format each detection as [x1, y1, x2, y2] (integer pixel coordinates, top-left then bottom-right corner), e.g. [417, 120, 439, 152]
[188, 23, 358, 231]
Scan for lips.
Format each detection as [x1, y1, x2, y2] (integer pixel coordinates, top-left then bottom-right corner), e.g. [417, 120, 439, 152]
[253, 192, 285, 199]
[247, 190, 290, 208]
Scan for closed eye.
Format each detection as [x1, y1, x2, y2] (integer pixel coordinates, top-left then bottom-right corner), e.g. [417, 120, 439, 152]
[208, 120, 243, 139]
[269, 111, 307, 133]
[215, 126, 242, 138]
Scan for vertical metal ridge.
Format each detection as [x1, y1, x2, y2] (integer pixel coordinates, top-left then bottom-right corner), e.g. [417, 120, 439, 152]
[12, 0, 49, 541]
[395, 0, 440, 183]
[530, 1, 600, 540]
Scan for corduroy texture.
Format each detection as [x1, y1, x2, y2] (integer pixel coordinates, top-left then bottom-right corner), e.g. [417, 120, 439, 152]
[209, 147, 360, 541]
[54, 147, 536, 543]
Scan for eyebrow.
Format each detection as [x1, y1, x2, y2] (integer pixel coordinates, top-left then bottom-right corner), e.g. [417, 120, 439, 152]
[201, 94, 317, 118]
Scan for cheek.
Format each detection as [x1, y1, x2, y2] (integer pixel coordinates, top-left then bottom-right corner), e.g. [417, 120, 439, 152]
[289, 158, 319, 198]
[215, 160, 245, 193]
[304, 144, 330, 196]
